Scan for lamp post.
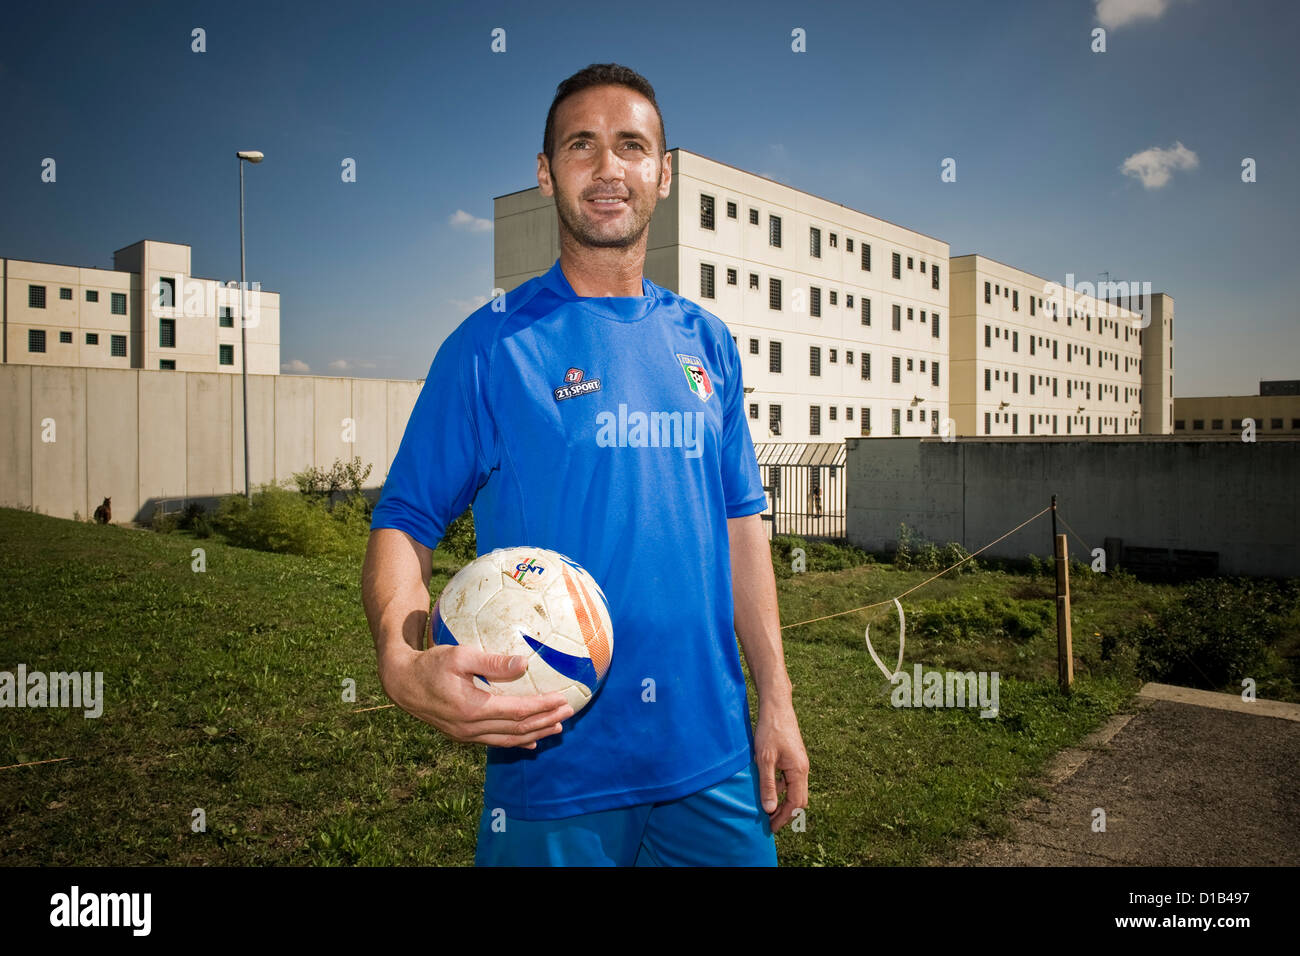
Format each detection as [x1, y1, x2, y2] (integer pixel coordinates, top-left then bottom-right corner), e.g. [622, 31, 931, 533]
[236, 150, 264, 501]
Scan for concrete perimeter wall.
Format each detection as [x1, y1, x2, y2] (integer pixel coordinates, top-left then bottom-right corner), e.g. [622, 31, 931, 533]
[0, 365, 421, 524]
[845, 436, 1299, 578]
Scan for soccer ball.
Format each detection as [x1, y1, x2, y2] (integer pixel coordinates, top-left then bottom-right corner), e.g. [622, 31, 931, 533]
[429, 547, 614, 714]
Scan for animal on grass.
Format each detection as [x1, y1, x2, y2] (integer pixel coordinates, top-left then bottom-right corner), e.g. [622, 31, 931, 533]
[93, 497, 111, 524]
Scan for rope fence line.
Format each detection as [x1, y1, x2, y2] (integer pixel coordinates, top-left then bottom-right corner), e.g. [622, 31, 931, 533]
[1054, 511, 1095, 564]
[781, 504, 1055, 631]
[0, 756, 73, 772]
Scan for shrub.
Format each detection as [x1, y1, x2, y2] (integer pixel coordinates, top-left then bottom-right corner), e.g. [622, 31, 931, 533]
[214, 482, 348, 556]
[1118, 577, 1279, 689]
[770, 535, 873, 577]
[895, 523, 979, 574]
[911, 595, 1053, 644]
[438, 509, 477, 561]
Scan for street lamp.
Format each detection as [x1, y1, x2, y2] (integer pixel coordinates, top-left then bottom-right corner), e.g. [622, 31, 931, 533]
[236, 150, 264, 501]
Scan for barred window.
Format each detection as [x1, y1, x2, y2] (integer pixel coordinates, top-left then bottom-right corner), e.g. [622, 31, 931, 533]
[769, 340, 782, 373]
[769, 277, 782, 310]
[700, 194, 715, 230]
[769, 215, 782, 247]
[700, 263, 715, 299]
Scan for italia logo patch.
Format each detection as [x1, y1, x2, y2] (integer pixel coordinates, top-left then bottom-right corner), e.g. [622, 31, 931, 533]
[675, 353, 713, 403]
[554, 367, 602, 402]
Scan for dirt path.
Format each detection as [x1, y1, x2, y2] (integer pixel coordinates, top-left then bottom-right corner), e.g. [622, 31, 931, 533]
[949, 683, 1300, 866]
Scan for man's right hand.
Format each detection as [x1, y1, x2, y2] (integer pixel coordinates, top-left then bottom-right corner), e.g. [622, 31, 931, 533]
[378, 644, 574, 749]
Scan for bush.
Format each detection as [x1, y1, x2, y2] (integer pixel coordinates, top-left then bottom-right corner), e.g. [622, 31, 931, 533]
[911, 595, 1053, 644]
[214, 482, 351, 556]
[894, 523, 979, 574]
[770, 535, 874, 577]
[1118, 577, 1280, 689]
[151, 507, 179, 534]
[292, 457, 374, 515]
[438, 509, 477, 561]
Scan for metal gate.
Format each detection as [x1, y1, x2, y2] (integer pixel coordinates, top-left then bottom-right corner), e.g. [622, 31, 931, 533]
[753, 442, 847, 541]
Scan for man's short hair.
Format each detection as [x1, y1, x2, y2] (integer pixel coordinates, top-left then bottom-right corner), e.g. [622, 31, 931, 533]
[542, 63, 667, 164]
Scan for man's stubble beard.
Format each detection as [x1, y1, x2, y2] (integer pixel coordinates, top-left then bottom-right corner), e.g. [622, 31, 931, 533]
[552, 162, 660, 250]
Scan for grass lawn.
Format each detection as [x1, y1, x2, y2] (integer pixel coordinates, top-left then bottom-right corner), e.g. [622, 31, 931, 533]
[1, 507, 1287, 865]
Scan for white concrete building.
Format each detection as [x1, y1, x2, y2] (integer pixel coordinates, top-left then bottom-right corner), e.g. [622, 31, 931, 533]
[948, 254, 1170, 437]
[495, 147, 950, 444]
[2, 240, 280, 375]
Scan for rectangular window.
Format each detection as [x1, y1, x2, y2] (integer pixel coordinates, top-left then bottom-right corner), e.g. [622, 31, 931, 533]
[1012, 331, 1018, 351]
[829, 290, 837, 307]
[1012, 372, 1018, 393]
[60, 287, 72, 300]
[749, 338, 759, 354]
[1053, 378, 1058, 396]
[700, 263, 715, 299]
[891, 356, 901, 383]
[907, 307, 914, 322]
[931, 264, 940, 290]
[810, 227, 821, 258]
[861, 353, 871, 380]
[59, 330, 72, 343]
[769, 215, 782, 247]
[29, 285, 46, 308]
[846, 406, 853, 421]
[769, 277, 782, 310]
[160, 318, 176, 348]
[892, 304, 901, 331]
[985, 411, 991, 435]
[920, 260, 926, 273]
[985, 281, 991, 304]
[726, 268, 737, 286]
[726, 200, 737, 219]
[861, 298, 871, 326]
[1012, 290, 1019, 310]
[847, 350, 854, 364]
[85, 333, 98, 345]
[891, 252, 901, 279]
[749, 208, 759, 225]
[892, 408, 901, 435]
[907, 256, 914, 270]
[220, 306, 234, 328]
[861, 407, 870, 435]
[861, 243, 871, 271]
[829, 349, 838, 364]
[931, 362, 939, 387]
[86, 289, 99, 303]
[749, 273, 759, 290]
[1030, 296, 1036, 316]
[829, 232, 838, 249]
[809, 406, 821, 436]
[700, 194, 715, 230]
[28, 329, 46, 352]
[985, 325, 991, 347]
[219, 344, 234, 366]
[158, 276, 175, 308]
[769, 405, 783, 438]
[112, 293, 127, 315]
[810, 286, 821, 317]
[984, 368, 991, 391]
[847, 237, 854, 252]
[1030, 336, 1036, 356]
[111, 335, 126, 357]
[160, 359, 175, 370]
[809, 346, 821, 377]
[769, 340, 783, 373]
[931, 313, 940, 338]
[749, 403, 759, 419]
[829, 406, 838, 421]
[1030, 376, 1036, 395]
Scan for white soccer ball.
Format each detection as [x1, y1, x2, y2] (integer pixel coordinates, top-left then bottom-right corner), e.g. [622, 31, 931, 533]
[429, 547, 614, 714]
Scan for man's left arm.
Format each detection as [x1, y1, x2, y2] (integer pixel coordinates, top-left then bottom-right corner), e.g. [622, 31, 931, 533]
[729, 512, 809, 832]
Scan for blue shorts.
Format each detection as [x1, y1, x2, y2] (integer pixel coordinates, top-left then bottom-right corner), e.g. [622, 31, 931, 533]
[474, 759, 778, 866]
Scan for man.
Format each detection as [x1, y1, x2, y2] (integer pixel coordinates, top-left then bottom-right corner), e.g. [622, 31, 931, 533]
[361, 63, 808, 866]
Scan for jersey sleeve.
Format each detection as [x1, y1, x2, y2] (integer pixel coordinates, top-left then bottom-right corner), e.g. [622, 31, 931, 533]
[369, 321, 499, 551]
[718, 329, 768, 519]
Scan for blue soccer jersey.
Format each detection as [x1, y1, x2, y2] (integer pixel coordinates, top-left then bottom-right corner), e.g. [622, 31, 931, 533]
[370, 258, 768, 820]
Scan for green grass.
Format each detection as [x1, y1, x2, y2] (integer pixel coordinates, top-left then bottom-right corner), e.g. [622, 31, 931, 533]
[0, 509, 1293, 865]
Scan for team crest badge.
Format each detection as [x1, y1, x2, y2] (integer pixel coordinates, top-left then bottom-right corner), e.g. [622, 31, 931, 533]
[675, 353, 713, 403]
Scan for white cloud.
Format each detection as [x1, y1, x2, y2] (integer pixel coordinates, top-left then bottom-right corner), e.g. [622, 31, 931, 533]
[1120, 141, 1198, 189]
[281, 358, 310, 373]
[449, 295, 490, 313]
[1095, 0, 1174, 30]
[328, 359, 351, 371]
[449, 209, 492, 233]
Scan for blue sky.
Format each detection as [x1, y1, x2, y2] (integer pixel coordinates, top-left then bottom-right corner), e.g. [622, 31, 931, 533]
[2, 0, 1296, 396]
